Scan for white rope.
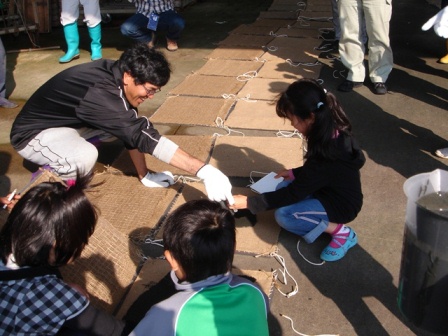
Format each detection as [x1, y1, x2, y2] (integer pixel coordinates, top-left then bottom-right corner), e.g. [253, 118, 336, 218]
[249, 170, 270, 185]
[286, 59, 322, 67]
[214, 117, 245, 137]
[332, 70, 346, 79]
[215, 21, 227, 24]
[236, 71, 258, 81]
[296, 240, 325, 266]
[276, 129, 303, 139]
[297, 1, 307, 10]
[254, 57, 267, 63]
[221, 93, 257, 103]
[173, 175, 202, 184]
[280, 314, 339, 336]
[256, 251, 299, 298]
[314, 43, 333, 52]
[144, 238, 164, 247]
[297, 15, 332, 22]
[263, 45, 279, 52]
[269, 31, 288, 38]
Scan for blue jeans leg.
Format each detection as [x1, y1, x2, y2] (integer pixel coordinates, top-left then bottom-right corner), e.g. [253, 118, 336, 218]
[274, 198, 329, 243]
[120, 13, 153, 44]
[157, 10, 185, 41]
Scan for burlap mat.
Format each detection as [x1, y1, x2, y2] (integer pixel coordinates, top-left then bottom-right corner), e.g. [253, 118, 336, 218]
[237, 77, 295, 101]
[207, 46, 266, 60]
[116, 258, 275, 319]
[60, 216, 142, 314]
[195, 59, 263, 77]
[302, 4, 332, 11]
[291, 19, 334, 30]
[225, 100, 295, 131]
[256, 54, 322, 79]
[169, 74, 246, 98]
[298, 11, 332, 19]
[275, 27, 322, 38]
[268, 3, 304, 12]
[88, 171, 179, 241]
[258, 11, 300, 20]
[111, 135, 214, 177]
[261, 46, 320, 65]
[218, 34, 275, 48]
[150, 96, 234, 126]
[230, 25, 279, 36]
[156, 183, 281, 255]
[209, 135, 303, 177]
[251, 18, 298, 28]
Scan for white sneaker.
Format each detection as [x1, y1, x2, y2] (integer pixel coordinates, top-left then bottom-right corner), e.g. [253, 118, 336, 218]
[435, 147, 448, 159]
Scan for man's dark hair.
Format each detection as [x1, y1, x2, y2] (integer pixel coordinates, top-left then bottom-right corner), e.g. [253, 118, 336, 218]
[163, 199, 236, 283]
[0, 172, 98, 267]
[118, 43, 171, 87]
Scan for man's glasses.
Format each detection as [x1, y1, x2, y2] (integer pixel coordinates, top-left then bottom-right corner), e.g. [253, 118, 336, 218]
[142, 85, 161, 96]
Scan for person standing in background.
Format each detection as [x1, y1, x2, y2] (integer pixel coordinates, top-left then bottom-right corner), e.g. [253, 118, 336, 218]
[59, 0, 102, 63]
[337, 0, 393, 95]
[121, 0, 185, 52]
[0, 38, 18, 109]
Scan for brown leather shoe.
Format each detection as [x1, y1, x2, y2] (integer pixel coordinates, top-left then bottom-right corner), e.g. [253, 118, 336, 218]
[166, 38, 178, 52]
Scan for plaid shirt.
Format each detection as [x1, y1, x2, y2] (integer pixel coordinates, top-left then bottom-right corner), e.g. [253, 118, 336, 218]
[0, 264, 89, 335]
[128, 0, 174, 15]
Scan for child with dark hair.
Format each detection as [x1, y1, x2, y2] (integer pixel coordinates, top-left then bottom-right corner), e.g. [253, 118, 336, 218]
[231, 78, 365, 262]
[130, 199, 269, 336]
[0, 173, 125, 335]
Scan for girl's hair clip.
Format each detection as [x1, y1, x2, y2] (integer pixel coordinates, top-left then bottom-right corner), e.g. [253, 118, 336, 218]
[316, 102, 324, 109]
[66, 179, 76, 190]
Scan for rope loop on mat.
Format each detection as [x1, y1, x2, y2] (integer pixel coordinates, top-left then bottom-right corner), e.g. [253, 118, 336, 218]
[269, 31, 288, 38]
[249, 170, 270, 185]
[280, 314, 340, 336]
[286, 59, 322, 67]
[296, 239, 325, 266]
[221, 93, 257, 103]
[214, 117, 245, 137]
[314, 43, 333, 52]
[276, 129, 304, 139]
[297, 1, 307, 10]
[237, 71, 258, 81]
[144, 238, 164, 247]
[254, 57, 267, 63]
[332, 70, 346, 79]
[174, 175, 202, 183]
[262, 45, 278, 52]
[255, 251, 299, 298]
[297, 15, 332, 22]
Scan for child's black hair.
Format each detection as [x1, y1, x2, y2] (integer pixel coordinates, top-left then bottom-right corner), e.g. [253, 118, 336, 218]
[163, 199, 236, 283]
[276, 78, 352, 160]
[0, 172, 98, 268]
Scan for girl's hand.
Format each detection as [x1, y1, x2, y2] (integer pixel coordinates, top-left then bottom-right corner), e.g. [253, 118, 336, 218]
[229, 195, 248, 210]
[276, 169, 294, 181]
[1, 193, 21, 211]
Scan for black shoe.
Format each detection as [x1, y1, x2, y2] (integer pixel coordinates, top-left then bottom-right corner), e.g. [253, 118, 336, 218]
[373, 82, 387, 95]
[338, 80, 363, 92]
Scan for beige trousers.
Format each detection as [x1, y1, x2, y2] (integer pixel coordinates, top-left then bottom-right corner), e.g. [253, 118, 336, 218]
[338, 0, 394, 83]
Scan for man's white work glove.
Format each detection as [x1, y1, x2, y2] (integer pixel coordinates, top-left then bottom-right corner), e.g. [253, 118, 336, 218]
[422, 6, 448, 38]
[140, 171, 175, 188]
[196, 164, 235, 205]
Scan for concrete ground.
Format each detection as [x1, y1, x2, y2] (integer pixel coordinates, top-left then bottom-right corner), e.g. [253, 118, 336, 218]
[1, 0, 448, 335]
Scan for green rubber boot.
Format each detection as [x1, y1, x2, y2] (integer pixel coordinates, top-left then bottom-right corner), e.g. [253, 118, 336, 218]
[88, 24, 102, 61]
[59, 22, 80, 63]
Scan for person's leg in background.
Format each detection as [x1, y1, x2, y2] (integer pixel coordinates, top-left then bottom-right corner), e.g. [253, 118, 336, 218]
[0, 37, 18, 108]
[59, 0, 81, 63]
[338, 0, 366, 92]
[364, 0, 393, 94]
[120, 13, 155, 47]
[157, 10, 185, 51]
[81, 0, 102, 60]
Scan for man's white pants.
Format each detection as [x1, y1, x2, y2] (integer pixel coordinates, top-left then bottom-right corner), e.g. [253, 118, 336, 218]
[338, 0, 393, 83]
